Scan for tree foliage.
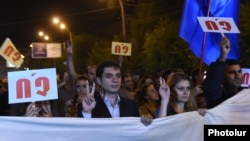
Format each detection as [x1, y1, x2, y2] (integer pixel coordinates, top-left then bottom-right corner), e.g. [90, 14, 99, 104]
[142, 18, 199, 74]
[239, 3, 250, 67]
[33, 0, 250, 76]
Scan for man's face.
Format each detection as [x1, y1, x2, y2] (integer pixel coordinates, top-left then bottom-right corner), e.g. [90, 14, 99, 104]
[98, 67, 121, 94]
[224, 64, 242, 88]
[87, 67, 96, 83]
[123, 74, 135, 91]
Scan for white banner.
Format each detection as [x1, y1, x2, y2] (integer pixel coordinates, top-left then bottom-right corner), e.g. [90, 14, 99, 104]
[1, 89, 250, 141]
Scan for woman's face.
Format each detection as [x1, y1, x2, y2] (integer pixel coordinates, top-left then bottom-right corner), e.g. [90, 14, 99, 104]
[145, 84, 159, 101]
[173, 80, 190, 103]
[76, 79, 88, 95]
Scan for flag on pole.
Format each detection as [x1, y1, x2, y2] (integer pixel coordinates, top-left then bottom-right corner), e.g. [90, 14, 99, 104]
[179, 0, 239, 65]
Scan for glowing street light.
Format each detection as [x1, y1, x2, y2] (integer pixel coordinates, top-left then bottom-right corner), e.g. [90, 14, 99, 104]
[38, 31, 50, 41]
[52, 17, 73, 44]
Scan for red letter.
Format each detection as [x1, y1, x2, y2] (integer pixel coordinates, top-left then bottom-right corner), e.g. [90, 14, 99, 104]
[4, 46, 14, 57]
[219, 21, 231, 31]
[12, 52, 21, 62]
[122, 46, 128, 54]
[205, 20, 219, 30]
[16, 79, 31, 98]
[115, 45, 121, 53]
[35, 77, 50, 96]
[242, 73, 249, 84]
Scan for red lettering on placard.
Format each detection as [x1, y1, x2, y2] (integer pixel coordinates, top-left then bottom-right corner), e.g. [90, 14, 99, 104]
[12, 52, 21, 62]
[115, 45, 121, 53]
[242, 73, 250, 85]
[4, 46, 14, 57]
[122, 46, 128, 54]
[16, 79, 31, 99]
[35, 77, 50, 96]
[205, 20, 219, 30]
[3, 45, 21, 62]
[219, 21, 231, 31]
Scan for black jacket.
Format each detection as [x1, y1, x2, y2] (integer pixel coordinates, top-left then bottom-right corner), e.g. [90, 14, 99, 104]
[78, 92, 140, 118]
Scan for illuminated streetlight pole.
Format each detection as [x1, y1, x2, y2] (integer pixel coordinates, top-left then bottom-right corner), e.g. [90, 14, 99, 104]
[118, 0, 126, 67]
[118, 0, 126, 42]
[38, 31, 50, 41]
[52, 17, 73, 44]
[37, 31, 56, 67]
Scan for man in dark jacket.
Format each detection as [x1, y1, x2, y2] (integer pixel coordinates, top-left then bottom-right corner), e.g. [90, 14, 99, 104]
[78, 60, 151, 126]
[203, 36, 243, 109]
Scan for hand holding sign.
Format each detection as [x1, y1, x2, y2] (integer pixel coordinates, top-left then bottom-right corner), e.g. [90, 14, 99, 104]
[25, 101, 52, 117]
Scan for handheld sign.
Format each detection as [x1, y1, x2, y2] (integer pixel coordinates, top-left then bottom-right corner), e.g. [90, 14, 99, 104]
[112, 41, 132, 56]
[241, 68, 250, 88]
[8, 68, 58, 104]
[0, 38, 24, 68]
[197, 17, 240, 33]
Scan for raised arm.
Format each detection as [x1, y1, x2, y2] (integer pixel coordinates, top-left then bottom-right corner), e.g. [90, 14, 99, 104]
[66, 41, 77, 88]
[158, 77, 170, 117]
[203, 36, 230, 108]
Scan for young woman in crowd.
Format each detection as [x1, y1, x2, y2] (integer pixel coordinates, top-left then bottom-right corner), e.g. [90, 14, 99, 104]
[135, 83, 160, 119]
[158, 73, 198, 117]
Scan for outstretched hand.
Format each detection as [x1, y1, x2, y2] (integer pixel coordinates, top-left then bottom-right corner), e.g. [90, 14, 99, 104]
[66, 41, 73, 55]
[81, 81, 96, 113]
[219, 36, 230, 61]
[158, 77, 170, 101]
[141, 114, 153, 127]
[25, 101, 52, 117]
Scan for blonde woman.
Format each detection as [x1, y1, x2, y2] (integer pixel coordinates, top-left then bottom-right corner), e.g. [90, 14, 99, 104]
[158, 73, 198, 117]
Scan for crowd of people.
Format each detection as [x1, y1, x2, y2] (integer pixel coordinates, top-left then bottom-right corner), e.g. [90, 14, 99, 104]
[0, 36, 244, 126]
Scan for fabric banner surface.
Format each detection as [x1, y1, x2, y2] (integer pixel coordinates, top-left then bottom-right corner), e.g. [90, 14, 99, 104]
[1, 89, 250, 141]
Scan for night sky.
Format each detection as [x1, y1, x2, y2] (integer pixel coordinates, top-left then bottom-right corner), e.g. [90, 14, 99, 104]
[0, 0, 118, 52]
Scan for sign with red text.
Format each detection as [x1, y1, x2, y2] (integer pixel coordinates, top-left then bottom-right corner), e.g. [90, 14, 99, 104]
[111, 41, 132, 56]
[8, 68, 58, 104]
[197, 17, 240, 33]
[0, 38, 24, 68]
[31, 42, 62, 58]
[241, 68, 250, 88]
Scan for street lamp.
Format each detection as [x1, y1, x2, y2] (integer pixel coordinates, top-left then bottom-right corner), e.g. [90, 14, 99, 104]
[103, 0, 126, 67]
[38, 31, 50, 41]
[118, 0, 126, 42]
[118, 0, 126, 67]
[52, 17, 73, 44]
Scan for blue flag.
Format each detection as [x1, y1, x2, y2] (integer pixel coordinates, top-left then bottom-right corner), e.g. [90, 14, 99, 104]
[179, 0, 239, 65]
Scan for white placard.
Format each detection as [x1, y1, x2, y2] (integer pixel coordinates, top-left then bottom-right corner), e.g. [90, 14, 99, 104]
[111, 41, 132, 56]
[197, 17, 240, 33]
[8, 68, 58, 104]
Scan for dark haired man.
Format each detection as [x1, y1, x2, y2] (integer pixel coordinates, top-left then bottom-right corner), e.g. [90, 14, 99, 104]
[79, 60, 151, 126]
[203, 36, 243, 109]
